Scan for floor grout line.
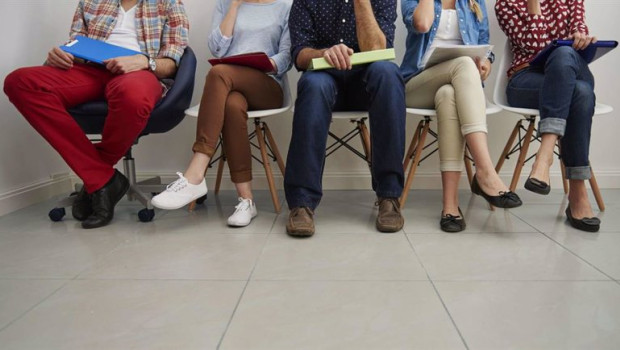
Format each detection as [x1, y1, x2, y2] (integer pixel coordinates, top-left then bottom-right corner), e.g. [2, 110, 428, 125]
[403, 232, 470, 350]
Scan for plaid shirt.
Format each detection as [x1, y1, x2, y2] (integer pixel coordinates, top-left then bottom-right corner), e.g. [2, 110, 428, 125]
[70, 0, 189, 65]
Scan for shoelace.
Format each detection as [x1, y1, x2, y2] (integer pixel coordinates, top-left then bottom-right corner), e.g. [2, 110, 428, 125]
[165, 172, 188, 192]
[234, 198, 252, 212]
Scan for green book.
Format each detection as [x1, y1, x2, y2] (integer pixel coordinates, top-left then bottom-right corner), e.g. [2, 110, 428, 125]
[308, 48, 396, 70]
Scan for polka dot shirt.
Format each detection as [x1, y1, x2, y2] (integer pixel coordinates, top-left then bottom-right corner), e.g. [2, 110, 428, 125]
[289, 0, 397, 70]
[495, 0, 589, 77]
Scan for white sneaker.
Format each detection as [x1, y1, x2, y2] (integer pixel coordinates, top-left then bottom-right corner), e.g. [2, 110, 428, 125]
[151, 172, 208, 210]
[227, 198, 257, 227]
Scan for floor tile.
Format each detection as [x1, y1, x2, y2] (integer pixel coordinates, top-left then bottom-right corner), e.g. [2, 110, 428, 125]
[252, 233, 426, 281]
[548, 231, 620, 279]
[402, 193, 535, 234]
[0, 280, 245, 350]
[510, 202, 620, 234]
[435, 281, 620, 350]
[0, 279, 66, 330]
[78, 231, 268, 280]
[408, 233, 608, 281]
[220, 281, 465, 350]
[0, 229, 130, 279]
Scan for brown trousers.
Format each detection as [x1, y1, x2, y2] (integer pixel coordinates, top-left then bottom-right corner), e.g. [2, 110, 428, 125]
[193, 64, 283, 183]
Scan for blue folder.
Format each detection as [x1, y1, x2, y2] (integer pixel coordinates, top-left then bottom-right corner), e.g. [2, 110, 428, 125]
[530, 40, 618, 66]
[60, 35, 143, 64]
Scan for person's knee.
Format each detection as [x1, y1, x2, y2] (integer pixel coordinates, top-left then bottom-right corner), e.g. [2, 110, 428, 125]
[3, 68, 37, 98]
[572, 81, 595, 112]
[224, 92, 248, 117]
[434, 84, 456, 107]
[365, 61, 402, 83]
[297, 72, 336, 102]
[206, 64, 234, 84]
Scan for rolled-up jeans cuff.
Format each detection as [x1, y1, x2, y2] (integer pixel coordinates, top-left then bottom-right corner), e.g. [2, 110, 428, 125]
[538, 118, 566, 137]
[565, 166, 591, 180]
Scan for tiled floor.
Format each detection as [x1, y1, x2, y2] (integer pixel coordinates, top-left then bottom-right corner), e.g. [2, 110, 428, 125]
[0, 189, 619, 349]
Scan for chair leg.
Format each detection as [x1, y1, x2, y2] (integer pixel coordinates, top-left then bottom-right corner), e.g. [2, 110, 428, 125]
[255, 122, 281, 213]
[464, 146, 474, 189]
[557, 142, 569, 194]
[495, 120, 522, 175]
[509, 118, 536, 192]
[358, 119, 372, 165]
[403, 119, 424, 171]
[263, 121, 285, 176]
[589, 166, 605, 212]
[400, 119, 430, 207]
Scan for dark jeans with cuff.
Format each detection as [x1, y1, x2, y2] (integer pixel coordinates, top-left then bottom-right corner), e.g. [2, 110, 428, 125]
[284, 61, 406, 210]
[506, 46, 595, 180]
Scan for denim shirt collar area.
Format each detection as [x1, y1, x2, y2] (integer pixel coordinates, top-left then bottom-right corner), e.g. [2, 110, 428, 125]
[400, 0, 489, 81]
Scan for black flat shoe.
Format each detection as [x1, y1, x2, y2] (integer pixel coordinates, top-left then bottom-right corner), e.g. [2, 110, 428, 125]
[72, 187, 92, 221]
[440, 208, 466, 233]
[566, 206, 600, 232]
[82, 170, 130, 229]
[524, 177, 551, 195]
[471, 174, 522, 208]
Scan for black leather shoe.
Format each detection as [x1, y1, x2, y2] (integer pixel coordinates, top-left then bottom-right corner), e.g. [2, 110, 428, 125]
[82, 170, 130, 229]
[71, 187, 92, 221]
[440, 207, 466, 233]
[566, 206, 600, 232]
[524, 177, 551, 195]
[471, 174, 522, 208]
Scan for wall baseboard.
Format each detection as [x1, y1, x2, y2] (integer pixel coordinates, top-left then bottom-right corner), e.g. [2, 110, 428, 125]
[0, 174, 73, 216]
[2, 169, 618, 217]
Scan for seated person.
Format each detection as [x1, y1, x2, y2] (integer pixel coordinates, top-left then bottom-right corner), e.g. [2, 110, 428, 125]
[3, 0, 189, 229]
[401, 0, 522, 233]
[151, 0, 292, 227]
[496, 0, 601, 232]
[284, 0, 406, 237]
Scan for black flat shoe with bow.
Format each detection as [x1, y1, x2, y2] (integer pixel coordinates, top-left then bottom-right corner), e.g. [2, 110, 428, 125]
[440, 207, 466, 233]
[524, 177, 551, 195]
[566, 206, 600, 232]
[471, 174, 522, 208]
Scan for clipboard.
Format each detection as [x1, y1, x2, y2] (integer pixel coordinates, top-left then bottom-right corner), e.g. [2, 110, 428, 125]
[421, 44, 493, 70]
[208, 52, 274, 73]
[60, 35, 143, 64]
[530, 40, 618, 66]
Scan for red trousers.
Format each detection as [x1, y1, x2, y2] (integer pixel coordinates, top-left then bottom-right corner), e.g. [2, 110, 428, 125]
[4, 64, 162, 193]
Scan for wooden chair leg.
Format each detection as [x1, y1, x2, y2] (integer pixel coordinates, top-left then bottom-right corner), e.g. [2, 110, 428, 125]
[262, 122, 285, 175]
[359, 120, 372, 165]
[215, 155, 226, 194]
[400, 120, 430, 207]
[256, 122, 281, 213]
[589, 166, 605, 212]
[509, 118, 536, 192]
[403, 119, 424, 171]
[464, 146, 474, 189]
[495, 120, 522, 174]
[557, 142, 569, 194]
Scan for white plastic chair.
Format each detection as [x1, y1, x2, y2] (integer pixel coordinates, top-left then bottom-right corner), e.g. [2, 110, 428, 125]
[493, 42, 612, 211]
[184, 74, 292, 213]
[400, 102, 502, 207]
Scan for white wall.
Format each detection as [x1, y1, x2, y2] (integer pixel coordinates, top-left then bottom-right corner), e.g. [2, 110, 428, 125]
[0, 0, 619, 214]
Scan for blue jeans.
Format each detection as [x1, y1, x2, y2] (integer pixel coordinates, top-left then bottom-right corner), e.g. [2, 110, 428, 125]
[284, 61, 406, 209]
[506, 46, 596, 180]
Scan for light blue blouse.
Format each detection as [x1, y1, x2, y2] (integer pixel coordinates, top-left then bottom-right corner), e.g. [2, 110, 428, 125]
[208, 0, 292, 83]
[400, 0, 490, 81]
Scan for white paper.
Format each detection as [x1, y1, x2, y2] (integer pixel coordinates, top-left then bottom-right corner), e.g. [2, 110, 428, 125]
[422, 44, 493, 70]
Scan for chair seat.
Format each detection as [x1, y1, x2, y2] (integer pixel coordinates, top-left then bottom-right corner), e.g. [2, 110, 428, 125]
[184, 103, 291, 119]
[406, 101, 501, 118]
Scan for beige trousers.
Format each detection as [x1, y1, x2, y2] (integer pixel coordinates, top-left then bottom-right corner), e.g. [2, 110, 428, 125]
[405, 57, 488, 171]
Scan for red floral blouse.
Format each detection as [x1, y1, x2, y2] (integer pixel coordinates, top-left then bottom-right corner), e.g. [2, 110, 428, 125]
[495, 0, 589, 77]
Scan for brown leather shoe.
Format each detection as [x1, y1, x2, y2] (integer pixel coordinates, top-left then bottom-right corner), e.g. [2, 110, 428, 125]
[286, 207, 315, 237]
[376, 198, 404, 233]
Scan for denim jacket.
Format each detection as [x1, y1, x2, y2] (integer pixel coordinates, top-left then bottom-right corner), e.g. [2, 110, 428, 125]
[400, 0, 489, 81]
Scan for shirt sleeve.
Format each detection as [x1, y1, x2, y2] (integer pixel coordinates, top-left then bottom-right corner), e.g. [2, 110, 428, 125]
[289, 0, 316, 71]
[373, 0, 397, 48]
[270, 13, 293, 76]
[69, 0, 88, 40]
[568, 0, 589, 35]
[495, 0, 548, 54]
[158, 0, 189, 66]
[478, 0, 490, 45]
[401, 0, 418, 30]
[208, 0, 233, 58]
